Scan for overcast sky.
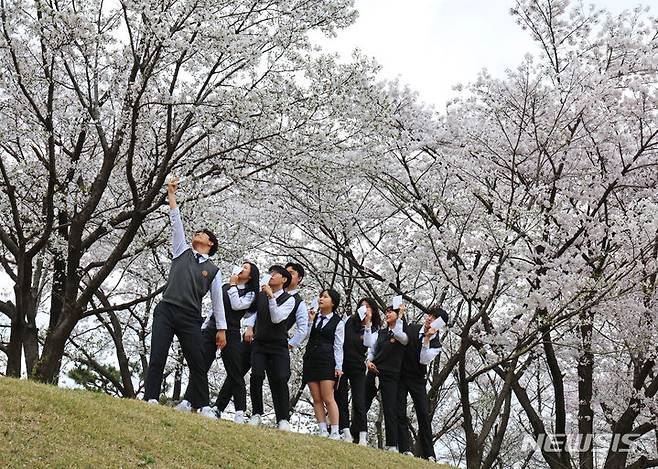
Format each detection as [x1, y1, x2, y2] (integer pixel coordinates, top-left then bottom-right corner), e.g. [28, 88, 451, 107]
[312, 0, 656, 110]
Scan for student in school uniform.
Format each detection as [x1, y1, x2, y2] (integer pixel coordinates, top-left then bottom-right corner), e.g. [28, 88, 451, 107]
[302, 289, 344, 439]
[397, 307, 447, 461]
[284, 262, 309, 352]
[143, 177, 226, 418]
[177, 261, 260, 420]
[212, 262, 260, 423]
[364, 302, 409, 452]
[245, 265, 296, 430]
[335, 297, 382, 445]
[243, 262, 307, 427]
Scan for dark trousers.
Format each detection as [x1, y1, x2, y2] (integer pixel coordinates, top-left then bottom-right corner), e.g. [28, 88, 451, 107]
[364, 369, 400, 448]
[397, 375, 435, 459]
[250, 340, 290, 422]
[144, 301, 209, 408]
[181, 328, 248, 413]
[336, 366, 367, 438]
[182, 328, 215, 405]
[241, 341, 263, 415]
[241, 340, 253, 375]
[214, 330, 247, 412]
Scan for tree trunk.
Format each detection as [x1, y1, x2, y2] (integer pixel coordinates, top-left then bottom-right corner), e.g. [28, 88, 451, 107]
[541, 323, 571, 466]
[603, 403, 639, 469]
[459, 343, 482, 469]
[6, 261, 34, 377]
[22, 322, 39, 377]
[6, 309, 23, 376]
[49, 232, 67, 334]
[33, 311, 77, 383]
[507, 375, 574, 469]
[110, 313, 136, 398]
[578, 310, 594, 469]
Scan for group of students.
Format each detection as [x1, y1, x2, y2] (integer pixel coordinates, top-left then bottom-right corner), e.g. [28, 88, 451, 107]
[142, 177, 447, 460]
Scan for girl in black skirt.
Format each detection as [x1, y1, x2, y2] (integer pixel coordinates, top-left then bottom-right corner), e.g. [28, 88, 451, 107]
[336, 297, 382, 445]
[302, 289, 344, 439]
[364, 302, 409, 452]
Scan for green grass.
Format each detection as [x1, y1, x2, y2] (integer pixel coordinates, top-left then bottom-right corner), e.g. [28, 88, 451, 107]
[0, 377, 453, 468]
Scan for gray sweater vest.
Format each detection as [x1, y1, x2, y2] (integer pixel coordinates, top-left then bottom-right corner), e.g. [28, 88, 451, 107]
[162, 249, 218, 314]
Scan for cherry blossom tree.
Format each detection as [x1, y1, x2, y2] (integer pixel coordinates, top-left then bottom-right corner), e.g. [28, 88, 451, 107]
[236, 1, 658, 467]
[0, 0, 366, 382]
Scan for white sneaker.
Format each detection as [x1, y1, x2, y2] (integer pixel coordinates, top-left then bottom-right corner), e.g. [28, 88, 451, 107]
[386, 446, 398, 453]
[234, 412, 245, 424]
[403, 451, 414, 456]
[199, 406, 218, 419]
[175, 400, 192, 412]
[342, 428, 352, 442]
[248, 414, 261, 426]
[278, 419, 290, 431]
[319, 429, 330, 437]
[329, 432, 341, 440]
[358, 431, 368, 446]
[428, 456, 437, 463]
[147, 399, 159, 405]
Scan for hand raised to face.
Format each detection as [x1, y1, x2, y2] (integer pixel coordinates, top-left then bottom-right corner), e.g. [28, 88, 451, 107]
[261, 284, 273, 298]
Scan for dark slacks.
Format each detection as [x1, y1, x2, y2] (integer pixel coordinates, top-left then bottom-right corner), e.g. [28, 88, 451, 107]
[397, 375, 435, 459]
[144, 301, 208, 408]
[241, 340, 264, 414]
[180, 327, 249, 413]
[214, 330, 247, 412]
[336, 366, 367, 438]
[250, 340, 290, 422]
[364, 369, 400, 448]
[182, 327, 215, 406]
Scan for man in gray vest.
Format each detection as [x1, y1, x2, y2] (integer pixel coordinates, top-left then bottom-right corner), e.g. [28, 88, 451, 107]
[143, 177, 227, 418]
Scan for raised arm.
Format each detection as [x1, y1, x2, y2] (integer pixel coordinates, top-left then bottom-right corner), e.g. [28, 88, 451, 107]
[420, 342, 442, 366]
[227, 287, 256, 311]
[167, 177, 188, 258]
[268, 295, 296, 324]
[392, 319, 409, 345]
[420, 329, 442, 365]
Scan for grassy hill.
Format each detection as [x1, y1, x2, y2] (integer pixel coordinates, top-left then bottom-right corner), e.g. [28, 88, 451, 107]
[0, 377, 453, 468]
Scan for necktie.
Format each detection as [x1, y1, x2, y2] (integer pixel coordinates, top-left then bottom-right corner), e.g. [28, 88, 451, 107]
[317, 315, 325, 329]
[195, 253, 202, 263]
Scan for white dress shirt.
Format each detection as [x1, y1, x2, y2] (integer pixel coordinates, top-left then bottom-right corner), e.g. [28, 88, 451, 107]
[419, 328, 442, 365]
[242, 288, 296, 327]
[201, 283, 255, 330]
[286, 289, 309, 349]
